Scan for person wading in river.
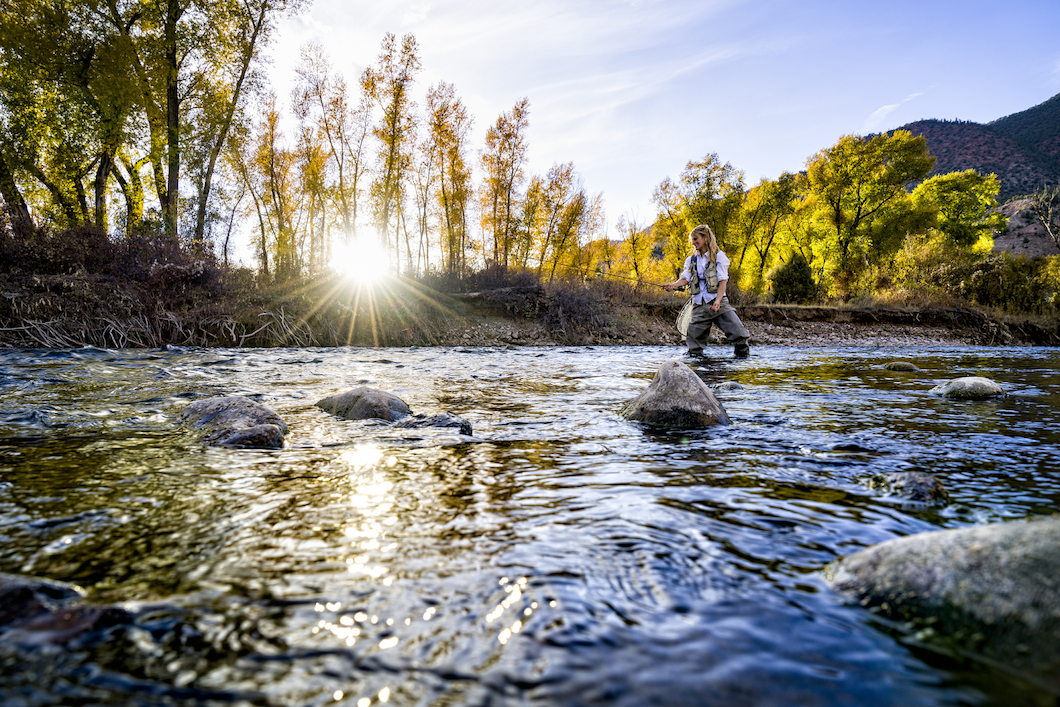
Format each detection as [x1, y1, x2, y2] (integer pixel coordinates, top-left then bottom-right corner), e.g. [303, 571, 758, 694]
[664, 224, 751, 358]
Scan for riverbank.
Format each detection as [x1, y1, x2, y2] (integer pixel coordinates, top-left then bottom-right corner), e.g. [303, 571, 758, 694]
[425, 299, 1054, 348]
[1, 271, 1057, 348]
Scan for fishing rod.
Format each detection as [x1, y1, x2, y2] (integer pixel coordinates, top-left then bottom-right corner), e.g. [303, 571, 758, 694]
[540, 258, 682, 290]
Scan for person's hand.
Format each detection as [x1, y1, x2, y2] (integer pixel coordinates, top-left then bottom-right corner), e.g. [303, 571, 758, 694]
[710, 301, 720, 312]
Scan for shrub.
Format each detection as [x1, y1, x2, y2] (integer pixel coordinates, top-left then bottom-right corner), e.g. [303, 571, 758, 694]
[770, 254, 817, 304]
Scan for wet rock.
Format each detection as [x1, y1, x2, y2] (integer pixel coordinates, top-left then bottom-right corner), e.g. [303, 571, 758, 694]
[180, 396, 288, 449]
[929, 376, 1003, 399]
[621, 361, 730, 428]
[316, 386, 410, 422]
[884, 361, 920, 372]
[827, 516, 1060, 684]
[393, 412, 472, 436]
[0, 573, 133, 646]
[711, 381, 744, 393]
[0, 572, 83, 626]
[868, 472, 948, 505]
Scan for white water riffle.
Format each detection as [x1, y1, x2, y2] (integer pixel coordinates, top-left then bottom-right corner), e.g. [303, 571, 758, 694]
[1, 344, 1058, 706]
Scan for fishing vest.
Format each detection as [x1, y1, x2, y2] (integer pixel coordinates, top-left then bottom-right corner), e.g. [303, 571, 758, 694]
[688, 253, 719, 296]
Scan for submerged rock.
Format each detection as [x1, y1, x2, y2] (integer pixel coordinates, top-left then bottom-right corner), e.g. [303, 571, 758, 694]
[827, 516, 1060, 684]
[884, 361, 920, 372]
[393, 412, 472, 436]
[621, 361, 730, 428]
[180, 396, 288, 449]
[929, 376, 1004, 399]
[868, 472, 948, 505]
[0, 573, 133, 646]
[317, 387, 410, 422]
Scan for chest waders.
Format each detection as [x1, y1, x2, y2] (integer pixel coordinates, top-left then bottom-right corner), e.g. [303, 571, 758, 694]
[688, 254, 719, 296]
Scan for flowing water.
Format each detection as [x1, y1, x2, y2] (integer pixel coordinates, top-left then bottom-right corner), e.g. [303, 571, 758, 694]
[1, 344, 1059, 707]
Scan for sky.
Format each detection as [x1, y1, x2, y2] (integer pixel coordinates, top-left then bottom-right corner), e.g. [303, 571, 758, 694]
[265, 0, 1060, 234]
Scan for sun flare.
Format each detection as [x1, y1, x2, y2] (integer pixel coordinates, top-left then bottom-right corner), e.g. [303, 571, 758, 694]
[331, 236, 391, 284]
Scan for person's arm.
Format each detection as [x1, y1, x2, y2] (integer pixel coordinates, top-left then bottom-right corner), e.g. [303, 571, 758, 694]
[710, 279, 727, 311]
[663, 277, 688, 291]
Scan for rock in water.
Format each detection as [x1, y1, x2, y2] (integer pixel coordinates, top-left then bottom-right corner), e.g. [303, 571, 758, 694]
[393, 412, 473, 436]
[316, 387, 411, 422]
[868, 472, 949, 505]
[828, 516, 1060, 684]
[621, 361, 730, 427]
[884, 361, 920, 372]
[0, 573, 133, 645]
[929, 376, 1003, 399]
[180, 396, 288, 449]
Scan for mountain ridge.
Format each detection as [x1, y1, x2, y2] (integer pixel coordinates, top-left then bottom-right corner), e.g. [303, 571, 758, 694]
[895, 92, 1060, 201]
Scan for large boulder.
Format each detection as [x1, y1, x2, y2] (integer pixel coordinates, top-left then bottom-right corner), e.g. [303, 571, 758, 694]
[827, 516, 1060, 683]
[179, 396, 288, 449]
[621, 361, 730, 427]
[316, 386, 410, 422]
[929, 376, 1003, 399]
[393, 412, 472, 436]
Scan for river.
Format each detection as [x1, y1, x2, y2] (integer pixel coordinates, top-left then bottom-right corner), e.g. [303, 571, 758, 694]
[1, 344, 1058, 706]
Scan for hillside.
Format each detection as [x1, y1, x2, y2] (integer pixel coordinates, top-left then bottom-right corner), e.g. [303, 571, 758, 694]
[897, 92, 1060, 201]
[989, 91, 1060, 164]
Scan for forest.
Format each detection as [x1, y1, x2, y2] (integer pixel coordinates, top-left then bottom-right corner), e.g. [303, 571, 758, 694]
[1, 0, 1058, 322]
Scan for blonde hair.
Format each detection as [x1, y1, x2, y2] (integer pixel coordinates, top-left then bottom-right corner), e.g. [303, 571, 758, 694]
[690, 224, 719, 263]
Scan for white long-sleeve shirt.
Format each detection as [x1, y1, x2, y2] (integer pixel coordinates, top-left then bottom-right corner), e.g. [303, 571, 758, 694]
[681, 250, 730, 305]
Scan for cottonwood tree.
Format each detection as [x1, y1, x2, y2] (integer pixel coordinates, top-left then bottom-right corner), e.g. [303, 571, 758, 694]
[511, 175, 545, 269]
[804, 131, 935, 296]
[650, 177, 692, 278]
[254, 94, 299, 279]
[189, 0, 295, 253]
[98, 0, 298, 241]
[480, 98, 530, 268]
[426, 82, 473, 277]
[0, 0, 137, 230]
[1031, 185, 1060, 248]
[292, 42, 372, 242]
[681, 153, 745, 244]
[409, 142, 434, 273]
[911, 170, 1005, 247]
[616, 214, 650, 284]
[293, 116, 329, 273]
[0, 0, 297, 244]
[363, 32, 420, 271]
[224, 121, 271, 275]
[649, 153, 745, 279]
[736, 173, 798, 290]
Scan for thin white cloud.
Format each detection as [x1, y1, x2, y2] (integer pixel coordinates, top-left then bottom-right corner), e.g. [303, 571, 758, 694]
[402, 3, 432, 25]
[862, 92, 925, 132]
[863, 104, 900, 132]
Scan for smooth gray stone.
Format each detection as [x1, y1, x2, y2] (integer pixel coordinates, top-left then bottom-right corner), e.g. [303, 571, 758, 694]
[621, 361, 730, 428]
[393, 412, 472, 436]
[180, 395, 288, 449]
[828, 516, 1060, 684]
[884, 361, 921, 372]
[929, 376, 1004, 399]
[316, 386, 411, 422]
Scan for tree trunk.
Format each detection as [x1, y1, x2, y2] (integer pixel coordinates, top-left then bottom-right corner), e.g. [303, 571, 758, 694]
[0, 152, 32, 229]
[164, 0, 181, 237]
[193, 1, 268, 252]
